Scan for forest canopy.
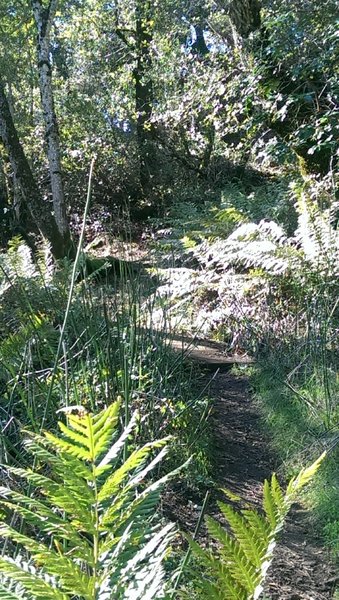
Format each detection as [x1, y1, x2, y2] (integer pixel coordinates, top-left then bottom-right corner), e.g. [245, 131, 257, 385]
[0, 0, 338, 254]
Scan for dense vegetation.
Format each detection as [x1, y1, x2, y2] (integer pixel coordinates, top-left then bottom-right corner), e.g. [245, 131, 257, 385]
[0, 0, 338, 598]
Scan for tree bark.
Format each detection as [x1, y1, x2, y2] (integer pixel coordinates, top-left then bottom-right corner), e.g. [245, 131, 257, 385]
[228, 0, 261, 43]
[134, 0, 155, 192]
[0, 80, 70, 258]
[31, 0, 70, 242]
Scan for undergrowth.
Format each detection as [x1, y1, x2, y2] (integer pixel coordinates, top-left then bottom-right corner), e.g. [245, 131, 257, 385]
[0, 237, 212, 485]
[253, 365, 339, 559]
[153, 174, 339, 570]
[0, 171, 338, 597]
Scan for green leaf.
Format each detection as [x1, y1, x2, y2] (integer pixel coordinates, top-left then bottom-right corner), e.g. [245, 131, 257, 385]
[0, 584, 27, 600]
[98, 441, 168, 502]
[188, 454, 326, 599]
[263, 478, 278, 529]
[4, 467, 95, 532]
[285, 452, 326, 499]
[0, 558, 67, 600]
[0, 406, 176, 599]
[0, 525, 93, 598]
[218, 501, 265, 568]
[0, 583, 23, 600]
[205, 516, 258, 592]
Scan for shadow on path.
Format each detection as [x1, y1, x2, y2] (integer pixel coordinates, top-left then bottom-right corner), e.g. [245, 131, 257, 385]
[166, 367, 338, 599]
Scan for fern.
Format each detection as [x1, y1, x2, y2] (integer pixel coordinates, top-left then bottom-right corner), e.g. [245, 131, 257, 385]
[0, 401, 183, 599]
[193, 195, 339, 279]
[295, 193, 339, 277]
[185, 452, 326, 600]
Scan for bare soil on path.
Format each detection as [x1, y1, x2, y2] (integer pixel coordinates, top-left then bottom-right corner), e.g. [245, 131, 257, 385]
[166, 367, 338, 599]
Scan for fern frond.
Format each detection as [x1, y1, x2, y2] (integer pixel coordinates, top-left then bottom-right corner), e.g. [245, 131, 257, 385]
[0, 584, 26, 600]
[188, 453, 326, 599]
[241, 509, 270, 544]
[0, 558, 67, 600]
[270, 474, 285, 513]
[217, 501, 266, 567]
[185, 536, 245, 600]
[0, 405, 179, 598]
[262, 478, 279, 529]
[55, 422, 90, 452]
[23, 433, 93, 478]
[0, 489, 91, 558]
[101, 456, 190, 529]
[44, 431, 92, 460]
[110, 522, 175, 600]
[98, 440, 169, 502]
[285, 451, 326, 499]
[206, 515, 258, 592]
[24, 434, 94, 480]
[4, 466, 95, 531]
[0, 525, 92, 598]
[97, 411, 137, 472]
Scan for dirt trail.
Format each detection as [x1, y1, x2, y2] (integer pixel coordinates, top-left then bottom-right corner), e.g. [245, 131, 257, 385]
[211, 371, 337, 599]
[166, 368, 338, 599]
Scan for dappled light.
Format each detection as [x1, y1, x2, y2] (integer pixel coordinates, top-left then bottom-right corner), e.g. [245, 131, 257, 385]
[0, 0, 338, 598]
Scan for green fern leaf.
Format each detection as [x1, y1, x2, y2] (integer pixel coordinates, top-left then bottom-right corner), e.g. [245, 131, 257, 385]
[97, 412, 137, 473]
[56, 421, 90, 451]
[0, 490, 91, 560]
[285, 452, 326, 499]
[43, 431, 91, 460]
[205, 515, 258, 592]
[0, 559, 67, 600]
[98, 440, 168, 502]
[0, 405, 179, 599]
[0, 525, 93, 598]
[188, 454, 326, 600]
[270, 474, 285, 515]
[185, 536, 245, 600]
[23, 435, 93, 480]
[5, 466, 95, 532]
[0, 584, 27, 600]
[92, 402, 120, 456]
[262, 479, 278, 529]
[241, 509, 270, 546]
[218, 501, 265, 568]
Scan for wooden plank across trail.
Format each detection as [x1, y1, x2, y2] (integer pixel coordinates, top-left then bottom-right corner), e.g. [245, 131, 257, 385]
[166, 335, 255, 369]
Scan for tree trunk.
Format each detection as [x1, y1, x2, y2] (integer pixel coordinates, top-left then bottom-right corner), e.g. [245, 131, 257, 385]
[31, 0, 70, 242]
[0, 80, 70, 258]
[228, 0, 261, 41]
[134, 0, 155, 192]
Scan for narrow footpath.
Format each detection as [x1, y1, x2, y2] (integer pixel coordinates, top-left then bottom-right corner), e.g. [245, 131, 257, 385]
[166, 357, 338, 599]
[210, 371, 337, 600]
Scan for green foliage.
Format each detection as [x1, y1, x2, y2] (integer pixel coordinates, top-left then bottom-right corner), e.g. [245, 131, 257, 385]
[184, 453, 326, 600]
[253, 366, 339, 562]
[195, 189, 339, 280]
[0, 238, 211, 485]
[0, 401, 182, 599]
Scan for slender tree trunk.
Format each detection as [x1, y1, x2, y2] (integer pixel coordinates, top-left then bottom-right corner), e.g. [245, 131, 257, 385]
[31, 0, 70, 242]
[134, 0, 155, 192]
[0, 80, 69, 258]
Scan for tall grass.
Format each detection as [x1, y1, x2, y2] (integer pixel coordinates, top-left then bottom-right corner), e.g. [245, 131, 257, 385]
[0, 241, 211, 484]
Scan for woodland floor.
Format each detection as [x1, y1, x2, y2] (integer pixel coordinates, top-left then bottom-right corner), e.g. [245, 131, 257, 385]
[164, 364, 338, 599]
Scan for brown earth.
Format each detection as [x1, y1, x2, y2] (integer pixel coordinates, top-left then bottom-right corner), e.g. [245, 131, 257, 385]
[164, 367, 338, 599]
